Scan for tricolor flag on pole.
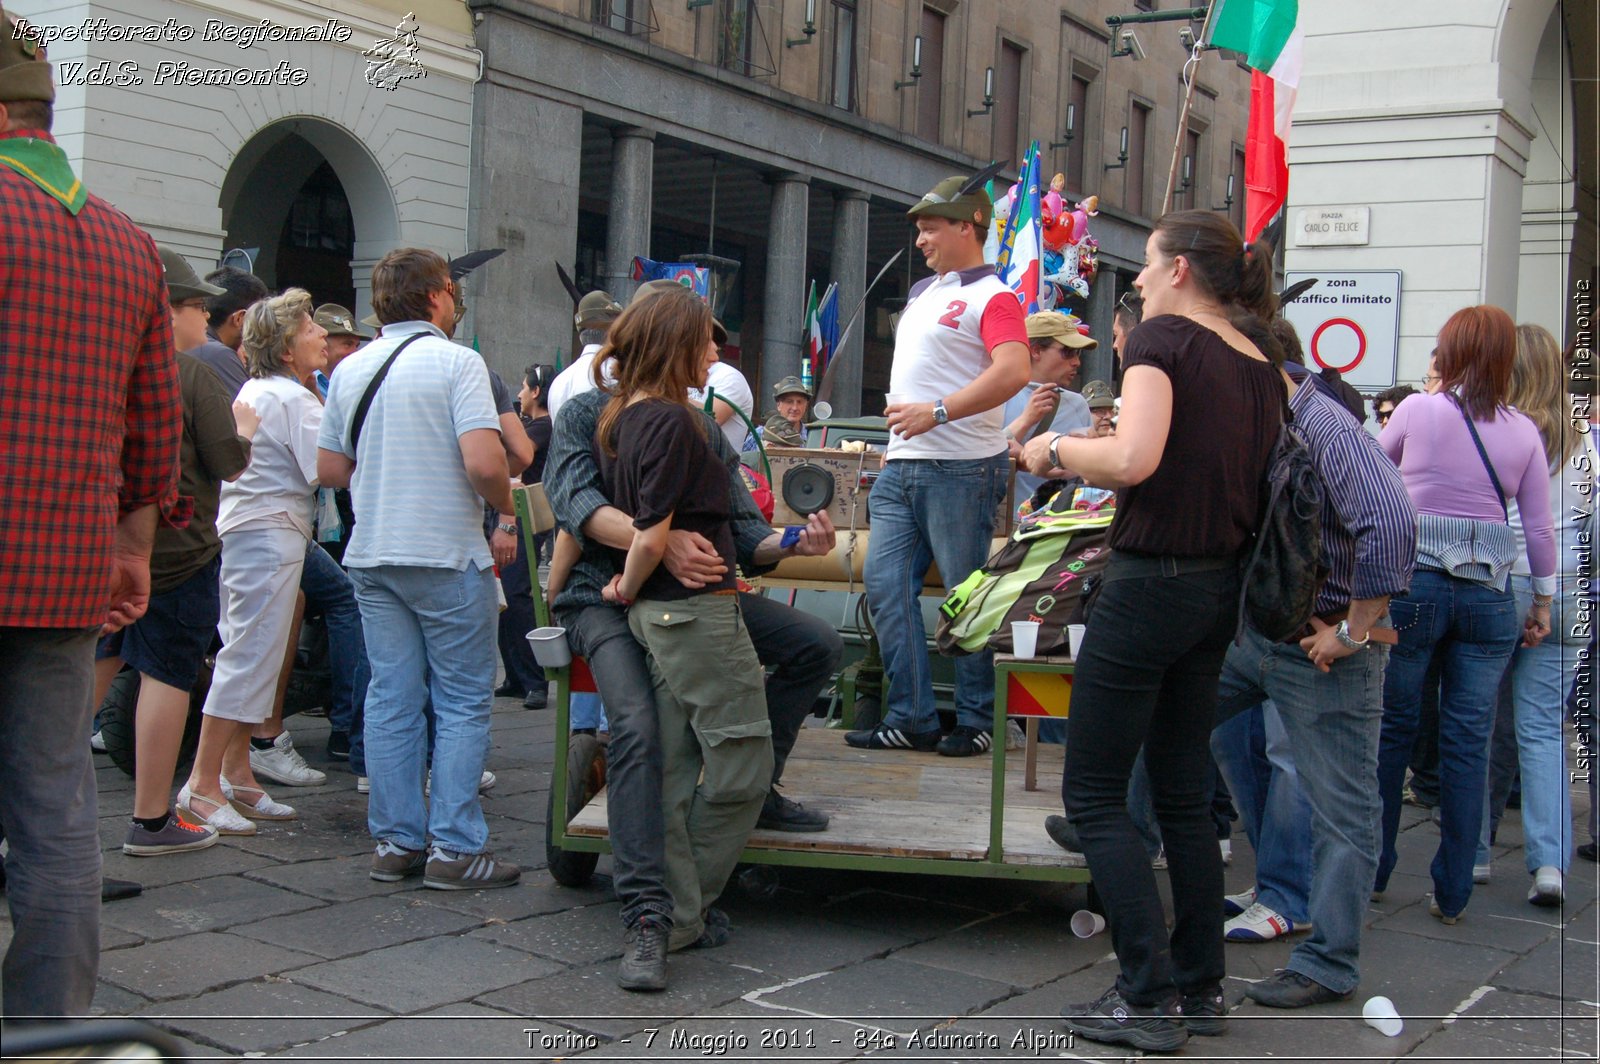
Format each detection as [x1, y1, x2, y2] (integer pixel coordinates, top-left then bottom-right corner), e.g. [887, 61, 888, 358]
[1207, 0, 1302, 243]
[801, 280, 820, 390]
[994, 140, 1043, 313]
[817, 282, 840, 374]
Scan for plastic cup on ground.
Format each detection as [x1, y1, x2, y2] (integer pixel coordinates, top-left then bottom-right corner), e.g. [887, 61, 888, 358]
[526, 627, 572, 668]
[1362, 996, 1403, 1037]
[1070, 909, 1106, 938]
[1067, 623, 1087, 661]
[1012, 620, 1041, 659]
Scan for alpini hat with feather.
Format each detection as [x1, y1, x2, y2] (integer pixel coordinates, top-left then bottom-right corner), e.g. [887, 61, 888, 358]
[0, 4, 55, 103]
[906, 161, 1007, 230]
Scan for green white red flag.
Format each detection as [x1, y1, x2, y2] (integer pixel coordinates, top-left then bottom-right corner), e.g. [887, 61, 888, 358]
[1207, 0, 1302, 242]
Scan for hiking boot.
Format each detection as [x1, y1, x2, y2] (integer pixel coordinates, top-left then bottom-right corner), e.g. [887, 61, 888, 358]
[843, 724, 940, 752]
[757, 788, 829, 832]
[936, 725, 992, 757]
[1245, 969, 1352, 1008]
[370, 840, 427, 882]
[1060, 985, 1188, 1053]
[249, 731, 327, 786]
[618, 917, 669, 992]
[123, 815, 218, 857]
[1178, 986, 1227, 1036]
[423, 846, 520, 890]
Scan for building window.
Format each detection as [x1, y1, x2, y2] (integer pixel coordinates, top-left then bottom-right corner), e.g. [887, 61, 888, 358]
[992, 41, 1024, 165]
[1064, 73, 1091, 193]
[1181, 127, 1202, 209]
[830, 0, 857, 110]
[1135, 0, 1156, 10]
[1231, 146, 1246, 231]
[592, 0, 642, 33]
[916, 5, 946, 142]
[719, 0, 754, 73]
[1127, 101, 1150, 217]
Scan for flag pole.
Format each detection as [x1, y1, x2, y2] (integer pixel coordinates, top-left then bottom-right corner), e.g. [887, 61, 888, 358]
[1160, 3, 1220, 216]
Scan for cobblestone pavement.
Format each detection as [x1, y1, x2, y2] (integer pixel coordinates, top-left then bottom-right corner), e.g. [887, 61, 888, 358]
[3, 699, 1595, 1062]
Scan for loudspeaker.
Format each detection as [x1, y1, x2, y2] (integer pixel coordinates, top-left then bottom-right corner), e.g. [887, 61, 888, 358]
[781, 463, 836, 516]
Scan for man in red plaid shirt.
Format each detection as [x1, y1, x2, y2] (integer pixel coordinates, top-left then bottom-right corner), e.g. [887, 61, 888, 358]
[0, 11, 181, 1018]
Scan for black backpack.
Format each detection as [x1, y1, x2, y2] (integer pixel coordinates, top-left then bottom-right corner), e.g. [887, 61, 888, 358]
[1237, 384, 1325, 642]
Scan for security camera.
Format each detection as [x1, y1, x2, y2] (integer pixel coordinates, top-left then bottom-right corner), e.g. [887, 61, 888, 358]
[1178, 27, 1196, 51]
[1122, 30, 1147, 62]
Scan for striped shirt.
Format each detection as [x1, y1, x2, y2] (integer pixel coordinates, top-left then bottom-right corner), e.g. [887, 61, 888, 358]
[1286, 363, 1416, 613]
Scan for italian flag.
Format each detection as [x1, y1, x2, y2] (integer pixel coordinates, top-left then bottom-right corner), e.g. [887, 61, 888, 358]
[802, 280, 820, 389]
[1207, 0, 1302, 243]
[995, 140, 1043, 313]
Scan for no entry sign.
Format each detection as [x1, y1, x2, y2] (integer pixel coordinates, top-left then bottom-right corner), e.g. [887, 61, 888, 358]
[1283, 271, 1402, 391]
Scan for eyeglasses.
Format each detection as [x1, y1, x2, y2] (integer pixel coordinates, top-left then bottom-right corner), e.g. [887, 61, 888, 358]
[1421, 373, 1441, 388]
[175, 298, 208, 311]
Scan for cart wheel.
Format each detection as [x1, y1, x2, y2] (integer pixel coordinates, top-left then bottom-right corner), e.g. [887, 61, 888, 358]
[99, 665, 205, 780]
[546, 732, 606, 886]
[734, 863, 780, 900]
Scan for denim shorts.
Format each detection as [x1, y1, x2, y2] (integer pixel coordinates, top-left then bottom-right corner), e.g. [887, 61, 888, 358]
[97, 555, 221, 691]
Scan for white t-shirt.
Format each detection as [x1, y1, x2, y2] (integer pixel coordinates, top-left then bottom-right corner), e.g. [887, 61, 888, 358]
[318, 322, 502, 571]
[546, 343, 607, 418]
[218, 374, 323, 538]
[885, 265, 1029, 461]
[691, 361, 755, 453]
[1003, 385, 1092, 510]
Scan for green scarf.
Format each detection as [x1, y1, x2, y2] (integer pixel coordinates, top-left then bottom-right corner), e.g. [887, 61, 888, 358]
[0, 136, 87, 215]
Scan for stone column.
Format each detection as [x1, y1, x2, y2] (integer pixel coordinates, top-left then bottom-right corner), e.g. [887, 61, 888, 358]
[1080, 275, 1117, 389]
[604, 127, 656, 303]
[347, 252, 384, 332]
[762, 173, 810, 396]
[827, 190, 870, 417]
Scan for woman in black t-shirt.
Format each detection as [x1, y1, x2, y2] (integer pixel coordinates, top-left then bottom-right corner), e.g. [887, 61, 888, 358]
[1022, 211, 1283, 1051]
[593, 286, 774, 951]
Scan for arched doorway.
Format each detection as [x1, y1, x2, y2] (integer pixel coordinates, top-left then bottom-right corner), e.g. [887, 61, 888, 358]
[219, 118, 399, 316]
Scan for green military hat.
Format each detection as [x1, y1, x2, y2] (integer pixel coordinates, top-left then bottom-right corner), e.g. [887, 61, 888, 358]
[0, 5, 54, 103]
[772, 375, 812, 400]
[157, 246, 225, 302]
[1081, 379, 1116, 410]
[631, 279, 728, 345]
[907, 175, 992, 229]
[575, 289, 623, 329]
[314, 303, 371, 339]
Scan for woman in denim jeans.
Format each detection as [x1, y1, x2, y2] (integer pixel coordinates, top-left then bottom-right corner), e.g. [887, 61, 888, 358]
[1022, 211, 1283, 1053]
[1376, 306, 1555, 923]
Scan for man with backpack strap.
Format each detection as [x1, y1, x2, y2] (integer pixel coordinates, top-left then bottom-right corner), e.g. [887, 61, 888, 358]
[1208, 353, 1416, 1007]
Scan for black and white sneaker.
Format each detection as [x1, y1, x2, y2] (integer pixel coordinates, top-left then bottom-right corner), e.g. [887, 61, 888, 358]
[843, 724, 940, 752]
[1061, 985, 1188, 1053]
[936, 725, 992, 757]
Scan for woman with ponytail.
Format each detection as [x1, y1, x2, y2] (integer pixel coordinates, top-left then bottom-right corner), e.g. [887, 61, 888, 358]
[1021, 211, 1282, 1052]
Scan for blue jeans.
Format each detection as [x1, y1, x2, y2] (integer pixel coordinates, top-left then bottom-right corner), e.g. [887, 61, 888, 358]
[1377, 570, 1520, 916]
[864, 453, 1009, 733]
[1215, 628, 1385, 992]
[302, 541, 370, 775]
[349, 563, 497, 855]
[1211, 702, 1314, 925]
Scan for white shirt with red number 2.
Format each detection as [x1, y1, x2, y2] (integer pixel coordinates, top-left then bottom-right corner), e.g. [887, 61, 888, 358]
[886, 267, 1025, 461]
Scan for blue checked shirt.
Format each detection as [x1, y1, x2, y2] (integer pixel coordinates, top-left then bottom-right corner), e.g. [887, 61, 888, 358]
[1286, 363, 1417, 614]
[545, 387, 777, 611]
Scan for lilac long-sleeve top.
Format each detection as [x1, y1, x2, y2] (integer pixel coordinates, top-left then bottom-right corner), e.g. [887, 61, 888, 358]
[1378, 391, 1556, 589]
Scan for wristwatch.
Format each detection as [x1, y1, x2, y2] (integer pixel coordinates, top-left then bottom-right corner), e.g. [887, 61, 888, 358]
[932, 399, 949, 425]
[1335, 619, 1371, 650]
[495, 522, 518, 536]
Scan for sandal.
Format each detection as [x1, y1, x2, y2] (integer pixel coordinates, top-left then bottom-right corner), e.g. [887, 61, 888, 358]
[221, 777, 297, 821]
[176, 783, 257, 836]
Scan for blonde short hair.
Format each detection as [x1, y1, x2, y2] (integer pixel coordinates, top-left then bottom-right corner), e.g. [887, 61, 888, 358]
[242, 288, 314, 379]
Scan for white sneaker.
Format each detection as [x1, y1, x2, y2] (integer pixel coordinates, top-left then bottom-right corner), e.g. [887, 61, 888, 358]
[249, 732, 327, 787]
[90, 729, 107, 753]
[1223, 887, 1258, 918]
[1225, 901, 1310, 942]
[1473, 862, 1492, 884]
[356, 776, 370, 794]
[1528, 866, 1564, 907]
[1219, 838, 1233, 865]
[1151, 847, 1168, 870]
[1004, 719, 1026, 751]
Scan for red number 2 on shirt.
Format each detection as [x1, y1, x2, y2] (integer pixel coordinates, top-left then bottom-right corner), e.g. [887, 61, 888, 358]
[937, 300, 967, 330]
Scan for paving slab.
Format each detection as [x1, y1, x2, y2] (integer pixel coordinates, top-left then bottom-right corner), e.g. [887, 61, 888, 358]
[134, 980, 388, 1053]
[100, 844, 280, 889]
[98, 931, 320, 1001]
[230, 894, 484, 959]
[1494, 934, 1600, 1001]
[288, 935, 559, 1013]
[815, 888, 997, 941]
[467, 902, 629, 965]
[90, 978, 152, 1016]
[415, 876, 611, 921]
[1448, 988, 1598, 1055]
[660, 903, 909, 981]
[98, 876, 326, 941]
[891, 905, 1105, 989]
[1371, 891, 1565, 953]
[232, 808, 377, 861]
[243, 854, 418, 903]
[749, 956, 1015, 1032]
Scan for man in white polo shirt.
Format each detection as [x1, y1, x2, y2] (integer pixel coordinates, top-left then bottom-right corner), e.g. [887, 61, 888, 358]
[846, 175, 1031, 757]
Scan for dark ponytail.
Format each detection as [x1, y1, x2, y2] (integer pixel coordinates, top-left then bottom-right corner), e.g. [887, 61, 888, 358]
[1152, 210, 1282, 362]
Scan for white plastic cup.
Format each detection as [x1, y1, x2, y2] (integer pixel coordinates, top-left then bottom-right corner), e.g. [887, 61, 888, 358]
[1012, 620, 1041, 659]
[1362, 996, 1403, 1037]
[1070, 909, 1106, 938]
[525, 627, 572, 668]
[883, 392, 909, 409]
[1067, 623, 1087, 661]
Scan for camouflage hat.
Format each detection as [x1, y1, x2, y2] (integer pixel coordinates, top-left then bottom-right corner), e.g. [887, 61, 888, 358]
[157, 246, 226, 302]
[772, 375, 812, 400]
[0, 6, 53, 103]
[630, 279, 728, 345]
[314, 303, 370, 339]
[574, 289, 623, 329]
[1081, 379, 1116, 410]
[1026, 311, 1097, 350]
[906, 176, 992, 229]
